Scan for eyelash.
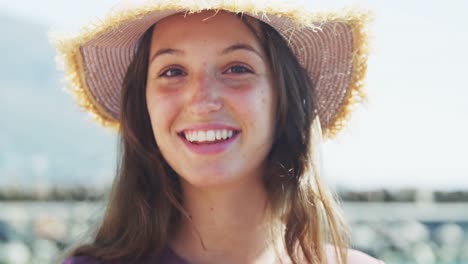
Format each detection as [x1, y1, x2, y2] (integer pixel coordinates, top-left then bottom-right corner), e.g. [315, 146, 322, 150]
[225, 65, 253, 74]
[159, 68, 185, 78]
[159, 64, 253, 78]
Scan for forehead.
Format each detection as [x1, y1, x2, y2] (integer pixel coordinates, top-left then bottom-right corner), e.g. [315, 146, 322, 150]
[150, 10, 262, 48]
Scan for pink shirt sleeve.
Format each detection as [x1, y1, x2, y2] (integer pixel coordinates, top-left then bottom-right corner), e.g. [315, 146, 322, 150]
[325, 245, 385, 264]
[346, 248, 385, 264]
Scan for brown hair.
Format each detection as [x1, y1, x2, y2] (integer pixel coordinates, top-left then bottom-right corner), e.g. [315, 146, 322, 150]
[66, 14, 349, 264]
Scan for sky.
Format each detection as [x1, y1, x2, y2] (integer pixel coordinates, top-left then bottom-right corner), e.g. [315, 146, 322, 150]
[1, 0, 467, 190]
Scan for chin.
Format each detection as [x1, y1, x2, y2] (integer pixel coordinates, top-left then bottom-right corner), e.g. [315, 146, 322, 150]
[177, 166, 246, 189]
[180, 173, 238, 189]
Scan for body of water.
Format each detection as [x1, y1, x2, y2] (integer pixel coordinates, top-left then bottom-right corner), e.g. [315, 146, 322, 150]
[0, 201, 467, 263]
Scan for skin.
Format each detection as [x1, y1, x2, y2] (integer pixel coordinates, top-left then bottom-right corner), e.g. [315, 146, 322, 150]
[145, 10, 285, 264]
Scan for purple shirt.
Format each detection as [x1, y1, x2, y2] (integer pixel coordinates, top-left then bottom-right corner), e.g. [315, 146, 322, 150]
[64, 246, 385, 264]
[63, 248, 188, 264]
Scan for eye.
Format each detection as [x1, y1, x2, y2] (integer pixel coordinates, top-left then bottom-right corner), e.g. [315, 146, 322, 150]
[224, 65, 253, 74]
[159, 67, 186, 78]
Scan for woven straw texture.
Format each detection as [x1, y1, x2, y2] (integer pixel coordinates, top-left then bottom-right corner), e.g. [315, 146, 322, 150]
[54, 0, 370, 139]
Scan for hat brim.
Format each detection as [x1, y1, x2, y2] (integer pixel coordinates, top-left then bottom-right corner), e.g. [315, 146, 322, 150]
[54, 1, 370, 139]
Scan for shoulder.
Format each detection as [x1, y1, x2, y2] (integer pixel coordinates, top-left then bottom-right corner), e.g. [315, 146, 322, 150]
[63, 256, 102, 264]
[346, 248, 385, 264]
[325, 245, 385, 264]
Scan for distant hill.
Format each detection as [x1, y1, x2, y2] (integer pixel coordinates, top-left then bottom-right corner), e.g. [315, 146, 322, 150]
[0, 13, 116, 189]
[0, 14, 54, 86]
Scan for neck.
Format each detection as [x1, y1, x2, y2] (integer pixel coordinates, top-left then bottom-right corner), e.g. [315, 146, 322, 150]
[170, 177, 281, 264]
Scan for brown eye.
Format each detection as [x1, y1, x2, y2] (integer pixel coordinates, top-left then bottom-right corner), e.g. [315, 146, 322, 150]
[160, 68, 186, 78]
[225, 65, 253, 74]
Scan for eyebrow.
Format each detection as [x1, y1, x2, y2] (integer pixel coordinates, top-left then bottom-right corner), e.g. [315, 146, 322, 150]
[220, 43, 264, 60]
[149, 48, 184, 64]
[149, 43, 264, 64]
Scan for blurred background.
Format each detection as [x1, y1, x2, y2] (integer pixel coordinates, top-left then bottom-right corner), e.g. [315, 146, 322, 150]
[0, 0, 467, 263]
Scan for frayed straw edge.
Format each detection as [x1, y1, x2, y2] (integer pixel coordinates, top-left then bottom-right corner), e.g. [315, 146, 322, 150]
[322, 10, 372, 140]
[51, 1, 372, 136]
[51, 32, 121, 131]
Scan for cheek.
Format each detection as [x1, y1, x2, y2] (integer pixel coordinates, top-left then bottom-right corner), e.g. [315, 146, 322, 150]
[146, 91, 182, 138]
[229, 84, 275, 131]
[255, 86, 276, 138]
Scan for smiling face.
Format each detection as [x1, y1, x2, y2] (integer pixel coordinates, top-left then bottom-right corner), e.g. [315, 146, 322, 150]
[145, 11, 276, 188]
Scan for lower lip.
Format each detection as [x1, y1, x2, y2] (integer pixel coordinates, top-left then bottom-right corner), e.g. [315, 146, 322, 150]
[180, 133, 240, 155]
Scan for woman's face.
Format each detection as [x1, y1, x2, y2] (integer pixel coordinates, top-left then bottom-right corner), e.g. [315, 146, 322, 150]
[146, 11, 275, 188]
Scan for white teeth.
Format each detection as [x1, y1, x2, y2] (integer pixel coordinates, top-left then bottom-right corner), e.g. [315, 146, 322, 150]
[206, 130, 215, 141]
[185, 131, 192, 142]
[197, 131, 206, 142]
[183, 129, 236, 143]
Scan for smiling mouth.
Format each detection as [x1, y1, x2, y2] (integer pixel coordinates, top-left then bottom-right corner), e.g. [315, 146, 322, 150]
[177, 129, 241, 145]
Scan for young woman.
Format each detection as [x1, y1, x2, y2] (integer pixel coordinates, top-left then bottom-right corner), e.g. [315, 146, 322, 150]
[57, 1, 384, 263]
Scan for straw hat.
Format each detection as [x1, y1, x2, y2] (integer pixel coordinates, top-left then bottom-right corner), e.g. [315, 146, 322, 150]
[54, 0, 370, 139]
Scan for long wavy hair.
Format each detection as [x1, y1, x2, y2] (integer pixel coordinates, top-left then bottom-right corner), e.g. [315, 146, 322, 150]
[66, 13, 349, 264]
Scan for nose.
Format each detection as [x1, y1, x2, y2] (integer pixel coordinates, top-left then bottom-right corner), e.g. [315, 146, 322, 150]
[186, 71, 222, 115]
